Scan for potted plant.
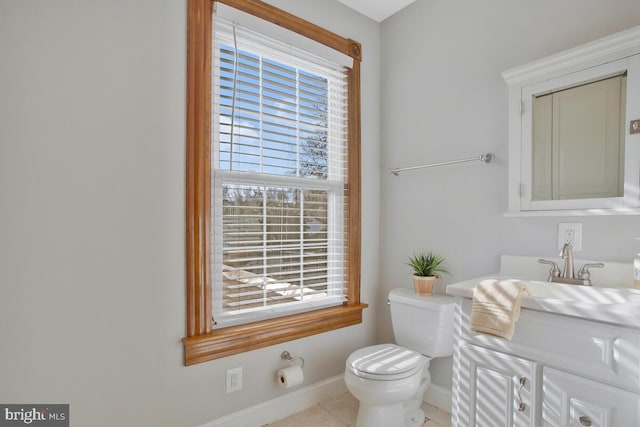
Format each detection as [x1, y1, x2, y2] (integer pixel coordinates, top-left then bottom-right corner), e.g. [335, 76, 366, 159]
[407, 251, 449, 295]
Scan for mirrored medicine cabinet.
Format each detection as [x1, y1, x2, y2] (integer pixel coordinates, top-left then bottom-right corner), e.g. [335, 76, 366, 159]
[503, 26, 640, 215]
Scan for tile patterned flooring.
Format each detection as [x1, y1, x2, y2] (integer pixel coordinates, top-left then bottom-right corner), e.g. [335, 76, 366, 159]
[263, 392, 452, 427]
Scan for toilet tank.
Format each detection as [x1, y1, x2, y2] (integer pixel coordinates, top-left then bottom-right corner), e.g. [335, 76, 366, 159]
[388, 288, 454, 357]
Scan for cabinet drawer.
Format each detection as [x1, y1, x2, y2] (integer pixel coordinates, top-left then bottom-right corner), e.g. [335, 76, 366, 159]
[457, 298, 640, 390]
[542, 367, 640, 427]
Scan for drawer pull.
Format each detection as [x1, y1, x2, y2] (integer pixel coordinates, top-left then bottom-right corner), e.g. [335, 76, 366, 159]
[579, 415, 592, 426]
[516, 376, 526, 412]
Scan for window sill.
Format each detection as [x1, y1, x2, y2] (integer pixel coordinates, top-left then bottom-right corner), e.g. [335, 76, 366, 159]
[183, 303, 368, 365]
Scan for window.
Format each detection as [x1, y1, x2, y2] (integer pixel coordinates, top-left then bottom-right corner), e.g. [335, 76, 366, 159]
[212, 19, 349, 327]
[184, 0, 365, 365]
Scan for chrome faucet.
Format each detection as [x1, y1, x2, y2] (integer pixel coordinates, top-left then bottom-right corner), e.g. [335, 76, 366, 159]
[538, 243, 604, 286]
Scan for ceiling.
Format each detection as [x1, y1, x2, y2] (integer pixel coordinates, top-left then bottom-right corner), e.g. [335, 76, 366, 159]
[336, 0, 417, 22]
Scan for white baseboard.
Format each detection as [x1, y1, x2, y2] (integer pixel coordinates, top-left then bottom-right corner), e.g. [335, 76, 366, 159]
[424, 382, 452, 414]
[199, 374, 451, 427]
[200, 374, 347, 427]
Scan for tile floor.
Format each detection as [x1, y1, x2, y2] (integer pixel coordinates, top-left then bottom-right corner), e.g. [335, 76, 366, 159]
[263, 392, 451, 427]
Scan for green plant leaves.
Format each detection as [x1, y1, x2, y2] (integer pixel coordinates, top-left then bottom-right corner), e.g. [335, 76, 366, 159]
[407, 251, 449, 277]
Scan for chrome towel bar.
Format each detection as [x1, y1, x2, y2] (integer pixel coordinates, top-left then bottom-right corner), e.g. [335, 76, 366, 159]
[389, 153, 493, 176]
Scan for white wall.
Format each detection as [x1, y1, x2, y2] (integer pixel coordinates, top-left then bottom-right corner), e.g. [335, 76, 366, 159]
[379, 0, 640, 390]
[0, 1, 380, 426]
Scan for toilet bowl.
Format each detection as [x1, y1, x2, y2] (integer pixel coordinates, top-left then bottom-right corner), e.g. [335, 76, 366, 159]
[345, 344, 431, 427]
[344, 289, 454, 427]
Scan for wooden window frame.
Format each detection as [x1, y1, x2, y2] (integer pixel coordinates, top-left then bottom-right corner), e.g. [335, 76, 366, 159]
[183, 0, 366, 366]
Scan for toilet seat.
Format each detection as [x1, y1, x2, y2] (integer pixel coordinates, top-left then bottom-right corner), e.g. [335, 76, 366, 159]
[346, 344, 426, 381]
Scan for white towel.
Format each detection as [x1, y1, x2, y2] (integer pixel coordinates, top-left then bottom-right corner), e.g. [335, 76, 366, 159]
[469, 279, 529, 340]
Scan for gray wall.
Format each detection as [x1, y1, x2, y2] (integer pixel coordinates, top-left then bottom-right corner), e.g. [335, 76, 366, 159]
[379, 0, 640, 390]
[0, 1, 380, 426]
[4, 0, 640, 422]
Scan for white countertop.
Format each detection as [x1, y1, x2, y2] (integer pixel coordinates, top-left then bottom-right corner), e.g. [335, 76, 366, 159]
[445, 255, 640, 329]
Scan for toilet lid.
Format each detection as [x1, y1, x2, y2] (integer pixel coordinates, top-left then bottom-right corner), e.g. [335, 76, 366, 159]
[347, 344, 424, 380]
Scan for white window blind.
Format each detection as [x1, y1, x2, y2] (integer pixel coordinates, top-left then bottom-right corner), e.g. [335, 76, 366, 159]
[212, 18, 350, 328]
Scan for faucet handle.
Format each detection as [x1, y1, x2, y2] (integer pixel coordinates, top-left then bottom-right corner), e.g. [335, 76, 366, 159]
[539, 258, 561, 280]
[577, 263, 605, 281]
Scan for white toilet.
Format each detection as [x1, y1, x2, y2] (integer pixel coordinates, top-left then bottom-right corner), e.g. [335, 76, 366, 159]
[344, 288, 454, 427]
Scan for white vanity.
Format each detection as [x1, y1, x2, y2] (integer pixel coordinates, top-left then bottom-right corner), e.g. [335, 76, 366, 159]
[447, 256, 640, 427]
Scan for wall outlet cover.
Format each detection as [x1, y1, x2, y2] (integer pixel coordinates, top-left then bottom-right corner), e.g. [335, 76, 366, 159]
[558, 223, 582, 251]
[226, 367, 243, 393]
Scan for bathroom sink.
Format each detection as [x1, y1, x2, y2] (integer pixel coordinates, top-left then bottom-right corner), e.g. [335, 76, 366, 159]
[515, 278, 640, 302]
[446, 275, 640, 328]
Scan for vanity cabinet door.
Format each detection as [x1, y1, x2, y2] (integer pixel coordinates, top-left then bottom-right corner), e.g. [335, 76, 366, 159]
[542, 367, 640, 427]
[456, 342, 538, 427]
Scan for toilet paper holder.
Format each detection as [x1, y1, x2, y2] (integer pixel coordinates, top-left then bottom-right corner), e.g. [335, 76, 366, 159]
[281, 351, 305, 368]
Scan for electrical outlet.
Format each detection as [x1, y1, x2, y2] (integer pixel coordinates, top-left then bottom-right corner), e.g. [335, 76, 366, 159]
[226, 367, 243, 393]
[558, 223, 582, 251]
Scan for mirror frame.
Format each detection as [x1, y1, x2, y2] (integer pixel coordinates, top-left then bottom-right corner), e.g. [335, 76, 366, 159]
[503, 26, 640, 216]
